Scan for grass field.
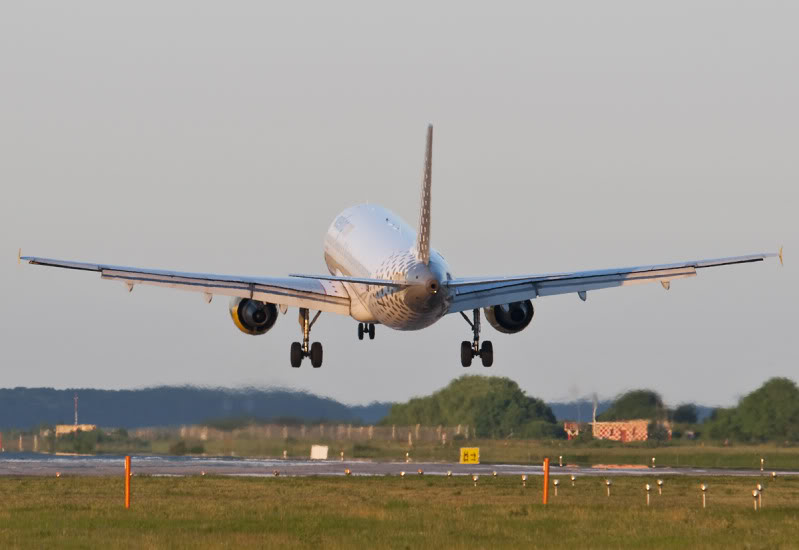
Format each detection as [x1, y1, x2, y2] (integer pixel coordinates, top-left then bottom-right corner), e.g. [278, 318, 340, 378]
[142, 438, 799, 470]
[1, 474, 797, 549]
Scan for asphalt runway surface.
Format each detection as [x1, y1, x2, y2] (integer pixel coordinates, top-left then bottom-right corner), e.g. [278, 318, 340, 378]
[1, 453, 796, 477]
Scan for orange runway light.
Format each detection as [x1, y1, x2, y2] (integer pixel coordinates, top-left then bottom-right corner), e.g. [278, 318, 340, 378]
[542, 458, 550, 504]
[124, 456, 131, 509]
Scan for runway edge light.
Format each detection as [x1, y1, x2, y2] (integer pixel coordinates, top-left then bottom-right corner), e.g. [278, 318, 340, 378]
[542, 458, 550, 504]
[124, 456, 131, 509]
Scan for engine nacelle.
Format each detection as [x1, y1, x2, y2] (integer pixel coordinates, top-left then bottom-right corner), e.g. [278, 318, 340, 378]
[229, 297, 278, 335]
[484, 300, 534, 334]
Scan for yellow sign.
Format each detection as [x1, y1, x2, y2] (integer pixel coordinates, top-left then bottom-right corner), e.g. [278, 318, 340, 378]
[459, 447, 480, 464]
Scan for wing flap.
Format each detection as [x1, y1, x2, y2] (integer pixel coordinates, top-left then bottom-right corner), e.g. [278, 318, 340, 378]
[535, 266, 696, 296]
[446, 251, 778, 314]
[22, 255, 351, 315]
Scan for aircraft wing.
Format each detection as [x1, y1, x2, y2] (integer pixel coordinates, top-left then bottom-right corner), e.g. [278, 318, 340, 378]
[445, 250, 782, 313]
[19, 254, 351, 315]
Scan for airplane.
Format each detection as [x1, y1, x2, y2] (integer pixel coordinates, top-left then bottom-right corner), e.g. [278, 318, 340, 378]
[20, 125, 783, 369]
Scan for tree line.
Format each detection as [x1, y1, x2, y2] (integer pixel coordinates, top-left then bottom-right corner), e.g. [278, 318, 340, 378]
[380, 375, 559, 438]
[380, 375, 799, 443]
[0, 387, 391, 429]
[594, 378, 799, 443]
[3, 376, 796, 444]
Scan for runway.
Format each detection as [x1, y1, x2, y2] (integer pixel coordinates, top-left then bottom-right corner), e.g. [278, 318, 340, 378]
[1, 453, 796, 477]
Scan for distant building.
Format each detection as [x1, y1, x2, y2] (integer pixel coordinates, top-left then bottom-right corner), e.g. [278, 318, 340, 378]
[590, 419, 671, 442]
[55, 424, 97, 437]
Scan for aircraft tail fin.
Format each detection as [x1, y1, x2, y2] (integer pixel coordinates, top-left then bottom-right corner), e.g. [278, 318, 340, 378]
[413, 124, 433, 265]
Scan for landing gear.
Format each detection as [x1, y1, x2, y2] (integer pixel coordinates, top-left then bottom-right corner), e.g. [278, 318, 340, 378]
[460, 309, 493, 367]
[480, 341, 493, 367]
[357, 323, 376, 341]
[291, 308, 323, 368]
[310, 342, 323, 368]
[460, 341, 473, 367]
[290, 342, 303, 368]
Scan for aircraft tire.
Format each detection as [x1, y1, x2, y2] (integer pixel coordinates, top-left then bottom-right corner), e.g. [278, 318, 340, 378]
[368, 323, 375, 340]
[460, 341, 473, 367]
[480, 341, 493, 367]
[310, 342, 323, 368]
[290, 342, 303, 368]
[357, 323, 364, 340]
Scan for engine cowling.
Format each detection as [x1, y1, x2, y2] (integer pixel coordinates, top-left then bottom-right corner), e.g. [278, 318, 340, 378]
[229, 297, 279, 335]
[484, 300, 534, 334]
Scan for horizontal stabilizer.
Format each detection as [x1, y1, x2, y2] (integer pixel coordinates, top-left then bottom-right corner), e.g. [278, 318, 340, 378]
[289, 273, 415, 287]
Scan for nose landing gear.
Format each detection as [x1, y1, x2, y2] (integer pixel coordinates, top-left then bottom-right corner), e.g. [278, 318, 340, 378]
[291, 308, 323, 368]
[357, 323, 375, 341]
[460, 309, 493, 367]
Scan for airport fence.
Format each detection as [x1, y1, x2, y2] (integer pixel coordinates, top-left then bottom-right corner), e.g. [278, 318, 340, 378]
[131, 423, 475, 445]
[0, 425, 474, 453]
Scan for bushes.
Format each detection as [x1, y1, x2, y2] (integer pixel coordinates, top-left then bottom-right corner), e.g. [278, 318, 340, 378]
[647, 422, 671, 442]
[598, 390, 665, 421]
[380, 375, 560, 439]
[703, 378, 799, 443]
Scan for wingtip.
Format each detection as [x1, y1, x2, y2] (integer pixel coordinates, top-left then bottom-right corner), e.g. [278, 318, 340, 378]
[17, 248, 21, 265]
[779, 246, 783, 266]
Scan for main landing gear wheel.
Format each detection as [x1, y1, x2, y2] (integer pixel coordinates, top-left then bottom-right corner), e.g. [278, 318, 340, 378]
[357, 323, 376, 341]
[310, 342, 323, 368]
[290, 342, 303, 368]
[480, 341, 493, 367]
[461, 341, 473, 367]
[291, 308, 323, 368]
[459, 309, 494, 368]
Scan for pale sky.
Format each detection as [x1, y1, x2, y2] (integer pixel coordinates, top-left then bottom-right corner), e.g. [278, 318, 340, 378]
[1, 1, 796, 408]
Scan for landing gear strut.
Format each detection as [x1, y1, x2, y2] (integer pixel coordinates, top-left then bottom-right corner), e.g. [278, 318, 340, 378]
[357, 323, 376, 341]
[291, 308, 323, 368]
[460, 309, 493, 367]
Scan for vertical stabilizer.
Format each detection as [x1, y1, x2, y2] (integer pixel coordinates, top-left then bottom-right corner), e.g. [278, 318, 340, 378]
[414, 124, 433, 264]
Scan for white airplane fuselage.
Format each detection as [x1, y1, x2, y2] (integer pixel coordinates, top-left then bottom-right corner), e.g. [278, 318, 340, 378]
[323, 204, 453, 329]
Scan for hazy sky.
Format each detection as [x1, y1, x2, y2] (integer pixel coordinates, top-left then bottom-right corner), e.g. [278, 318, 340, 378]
[2, 2, 796, 408]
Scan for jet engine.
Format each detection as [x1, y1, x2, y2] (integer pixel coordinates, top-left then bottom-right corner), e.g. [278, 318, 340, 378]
[229, 297, 279, 335]
[484, 300, 534, 334]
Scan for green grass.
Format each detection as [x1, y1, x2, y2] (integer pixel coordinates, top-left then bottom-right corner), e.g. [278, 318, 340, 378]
[0, 475, 797, 548]
[134, 438, 799, 470]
